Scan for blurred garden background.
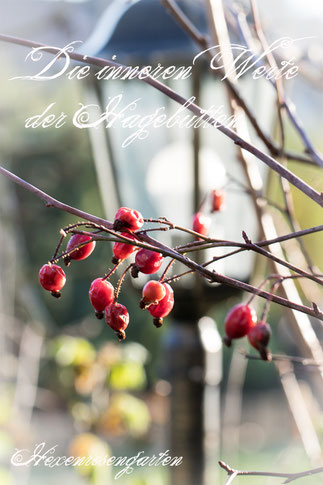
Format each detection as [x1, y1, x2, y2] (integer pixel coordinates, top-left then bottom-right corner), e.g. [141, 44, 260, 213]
[0, 0, 323, 484]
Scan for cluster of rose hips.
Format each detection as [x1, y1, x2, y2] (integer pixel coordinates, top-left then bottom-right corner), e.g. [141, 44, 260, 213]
[38, 202, 271, 356]
[192, 189, 225, 237]
[223, 303, 272, 360]
[39, 208, 174, 341]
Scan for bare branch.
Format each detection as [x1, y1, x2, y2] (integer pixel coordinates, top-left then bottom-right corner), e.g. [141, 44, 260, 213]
[0, 34, 322, 206]
[219, 460, 323, 483]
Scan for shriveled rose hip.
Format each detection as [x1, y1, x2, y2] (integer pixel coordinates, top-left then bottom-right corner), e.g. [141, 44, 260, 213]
[105, 302, 129, 341]
[248, 321, 272, 361]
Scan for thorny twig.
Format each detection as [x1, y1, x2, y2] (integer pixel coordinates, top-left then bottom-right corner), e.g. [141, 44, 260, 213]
[1, 165, 323, 321]
[219, 460, 323, 483]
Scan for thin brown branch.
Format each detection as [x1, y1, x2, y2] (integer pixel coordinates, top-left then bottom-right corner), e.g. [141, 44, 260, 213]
[0, 166, 113, 229]
[240, 350, 323, 368]
[249, 0, 319, 272]
[1, 165, 323, 321]
[219, 460, 323, 483]
[177, 223, 323, 254]
[203, 0, 323, 382]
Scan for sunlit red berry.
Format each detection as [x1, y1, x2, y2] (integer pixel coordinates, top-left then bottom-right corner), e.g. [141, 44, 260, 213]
[132, 249, 163, 277]
[112, 232, 136, 264]
[140, 280, 166, 309]
[113, 207, 144, 232]
[224, 304, 257, 347]
[89, 278, 115, 319]
[39, 263, 66, 298]
[105, 303, 129, 341]
[148, 283, 174, 327]
[211, 189, 225, 212]
[192, 212, 210, 238]
[248, 321, 272, 361]
[65, 234, 96, 264]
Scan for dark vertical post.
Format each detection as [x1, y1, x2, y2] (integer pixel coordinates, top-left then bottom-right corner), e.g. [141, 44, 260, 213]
[163, 321, 205, 485]
[162, 314, 222, 485]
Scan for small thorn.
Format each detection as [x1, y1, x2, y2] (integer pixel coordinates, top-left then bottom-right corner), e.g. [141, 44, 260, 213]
[312, 302, 322, 315]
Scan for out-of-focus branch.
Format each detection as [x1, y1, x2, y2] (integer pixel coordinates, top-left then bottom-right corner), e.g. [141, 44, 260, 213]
[248, 0, 319, 276]
[161, 0, 321, 166]
[0, 33, 322, 206]
[276, 360, 322, 461]
[231, 1, 323, 167]
[219, 460, 323, 484]
[202, 0, 323, 395]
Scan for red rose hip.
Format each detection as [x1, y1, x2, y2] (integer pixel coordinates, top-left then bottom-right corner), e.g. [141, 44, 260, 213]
[113, 207, 144, 232]
[65, 234, 96, 264]
[39, 264, 66, 298]
[132, 249, 163, 277]
[211, 189, 225, 212]
[112, 232, 136, 263]
[140, 280, 166, 309]
[224, 304, 257, 347]
[89, 278, 115, 319]
[105, 303, 129, 341]
[148, 283, 174, 327]
[192, 212, 210, 238]
[248, 321, 272, 361]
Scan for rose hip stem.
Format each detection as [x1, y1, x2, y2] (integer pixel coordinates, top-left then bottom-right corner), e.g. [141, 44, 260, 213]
[52, 222, 100, 260]
[50, 235, 96, 264]
[159, 258, 176, 282]
[103, 260, 123, 281]
[260, 279, 283, 322]
[115, 263, 134, 300]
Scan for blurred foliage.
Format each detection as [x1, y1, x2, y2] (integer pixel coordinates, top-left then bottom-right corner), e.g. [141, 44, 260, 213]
[47, 336, 151, 437]
[45, 336, 152, 482]
[98, 393, 150, 438]
[50, 336, 96, 367]
[68, 433, 111, 481]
